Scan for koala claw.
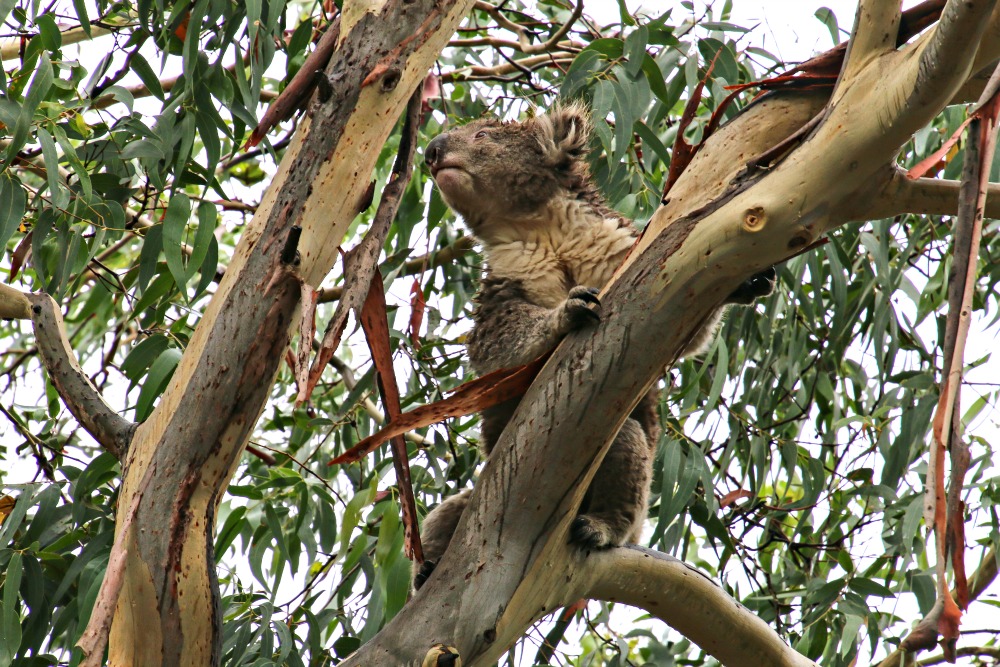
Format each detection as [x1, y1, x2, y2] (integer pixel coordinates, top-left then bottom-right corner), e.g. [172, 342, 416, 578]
[413, 559, 437, 590]
[560, 286, 601, 331]
[569, 515, 619, 549]
[569, 285, 601, 305]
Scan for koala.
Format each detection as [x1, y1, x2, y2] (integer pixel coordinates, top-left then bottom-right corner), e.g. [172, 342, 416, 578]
[413, 102, 775, 590]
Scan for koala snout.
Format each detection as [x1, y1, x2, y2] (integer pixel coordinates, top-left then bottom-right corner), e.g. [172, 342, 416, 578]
[425, 134, 449, 171]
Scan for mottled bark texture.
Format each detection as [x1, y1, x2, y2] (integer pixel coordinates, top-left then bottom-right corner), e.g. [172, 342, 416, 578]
[93, 1, 477, 665]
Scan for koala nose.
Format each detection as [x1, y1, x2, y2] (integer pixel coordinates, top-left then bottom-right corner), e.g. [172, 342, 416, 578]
[425, 134, 448, 168]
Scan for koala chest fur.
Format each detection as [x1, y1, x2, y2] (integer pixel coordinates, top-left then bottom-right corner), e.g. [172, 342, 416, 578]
[481, 201, 637, 310]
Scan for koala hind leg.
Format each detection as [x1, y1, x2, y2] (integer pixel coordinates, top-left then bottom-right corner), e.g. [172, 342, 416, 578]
[413, 489, 471, 591]
[571, 418, 652, 549]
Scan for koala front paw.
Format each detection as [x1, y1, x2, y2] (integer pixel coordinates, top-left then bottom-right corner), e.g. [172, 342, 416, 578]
[570, 514, 622, 550]
[726, 266, 777, 305]
[557, 286, 601, 333]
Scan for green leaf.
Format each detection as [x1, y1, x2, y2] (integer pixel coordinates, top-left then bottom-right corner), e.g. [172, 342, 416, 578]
[581, 37, 624, 61]
[623, 25, 648, 78]
[4, 55, 53, 163]
[72, 0, 91, 37]
[216, 506, 248, 560]
[814, 7, 841, 46]
[641, 53, 671, 105]
[135, 347, 182, 421]
[847, 577, 893, 598]
[375, 499, 400, 564]
[704, 339, 729, 412]
[187, 202, 217, 285]
[264, 503, 292, 574]
[0, 551, 22, 667]
[121, 139, 165, 161]
[633, 121, 669, 168]
[35, 14, 61, 50]
[162, 193, 191, 295]
[0, 0, 16, 27]
[193, 235, 219, 298]
[36, 127, 68, 210]
[130, 53, 164, 100]
[136, 224, 164, 295]
[562, 49, 603, 99]
[120, 334, 172, 385]
[0, 172, 26, 251]
[95, 85, 134, 113]
[610, 78, 637, 162]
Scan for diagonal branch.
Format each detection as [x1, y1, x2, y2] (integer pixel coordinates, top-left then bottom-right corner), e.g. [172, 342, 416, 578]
[27, 292, 135, 459]
[908, 0, 999, 116]
[580, 546, 818, 667]
[300, 89, 422, 404]
[840, 0, 902, 85]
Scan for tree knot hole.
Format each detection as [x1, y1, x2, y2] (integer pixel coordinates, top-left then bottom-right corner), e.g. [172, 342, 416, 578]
[380, 67, 402, 93]
[280, 226, 303, 266]
[423, 644, 461, 667]
[742, 207, 766, 232]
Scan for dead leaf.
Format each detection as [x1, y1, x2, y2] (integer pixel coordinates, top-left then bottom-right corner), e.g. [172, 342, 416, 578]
[329, 354, 550, 466]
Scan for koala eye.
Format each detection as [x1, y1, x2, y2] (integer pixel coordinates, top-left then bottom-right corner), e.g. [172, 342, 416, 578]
[473, 130, 489, 140]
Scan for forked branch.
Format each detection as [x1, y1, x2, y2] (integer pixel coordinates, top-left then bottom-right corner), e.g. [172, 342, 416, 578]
[840, 0, 902, 82]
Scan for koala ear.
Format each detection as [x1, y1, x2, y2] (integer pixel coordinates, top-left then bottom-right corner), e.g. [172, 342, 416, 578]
[536, 101, 591, 164]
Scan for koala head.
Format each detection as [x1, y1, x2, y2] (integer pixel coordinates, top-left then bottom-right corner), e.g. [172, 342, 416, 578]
[424, 103, 595, 236]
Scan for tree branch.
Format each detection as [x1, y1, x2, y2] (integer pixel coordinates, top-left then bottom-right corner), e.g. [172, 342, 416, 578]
[27, 292, 135, 459]
[316, 235, 475, 304]
[908, 0, 999, 117]
[0, 283, 32, 320]
[580, 546, 818, 667]
[0, 23, 116, 61]
[916, 646, 1000, 666]
[867, 170, 1000, 219]
[840, 0, 902, 84]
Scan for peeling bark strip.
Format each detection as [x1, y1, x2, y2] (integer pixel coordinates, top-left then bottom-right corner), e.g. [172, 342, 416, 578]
[329, 354, 550, 465]
[904, 63, 1000, 659]
[247, 16, 342, 148]
[359, 273, 423, 562]
[103, 1, 476, 664]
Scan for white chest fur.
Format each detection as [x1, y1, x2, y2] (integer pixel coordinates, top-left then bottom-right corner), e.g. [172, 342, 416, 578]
[480, 199, 637, 309]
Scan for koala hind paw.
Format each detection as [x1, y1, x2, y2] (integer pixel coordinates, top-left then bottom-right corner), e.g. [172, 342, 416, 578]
[559, 286, 601, 332]
[726, 266, 777, 305]
[413, 559, 437, 590]
[570, 515, 621, 550]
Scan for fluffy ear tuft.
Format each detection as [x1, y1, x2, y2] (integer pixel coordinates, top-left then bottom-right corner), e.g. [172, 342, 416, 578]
[535, 101, 591, 164]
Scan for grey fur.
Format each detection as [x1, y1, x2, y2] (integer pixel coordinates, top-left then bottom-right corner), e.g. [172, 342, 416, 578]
[414, 104, 774, 590]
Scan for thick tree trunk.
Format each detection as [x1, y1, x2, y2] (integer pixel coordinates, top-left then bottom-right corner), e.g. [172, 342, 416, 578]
[98, 1, 476, 665]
